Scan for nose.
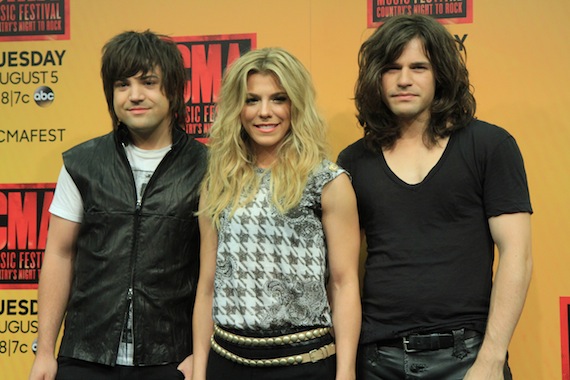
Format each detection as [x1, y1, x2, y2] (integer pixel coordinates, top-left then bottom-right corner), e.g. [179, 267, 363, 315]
[259, 100, 272, 118]
[397, 68, 412, 87]
[129, 84, 145, 102]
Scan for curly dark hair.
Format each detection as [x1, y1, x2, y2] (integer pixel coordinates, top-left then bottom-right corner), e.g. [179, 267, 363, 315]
[355, 14, 476, 151]
[100, 30, 187, 131]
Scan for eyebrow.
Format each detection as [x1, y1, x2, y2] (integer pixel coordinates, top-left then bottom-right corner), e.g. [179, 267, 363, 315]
[128, 72, 160, 81]
[246, 91, 288, 97]
[388, 60, 431, 66]
[140, 73, 160, 79]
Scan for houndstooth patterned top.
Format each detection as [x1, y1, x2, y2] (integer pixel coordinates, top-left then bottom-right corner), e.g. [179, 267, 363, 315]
[212, 160, 346, 331]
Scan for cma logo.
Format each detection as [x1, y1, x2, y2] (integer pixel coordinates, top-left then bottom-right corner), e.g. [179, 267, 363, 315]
[34, 86, 55, 107]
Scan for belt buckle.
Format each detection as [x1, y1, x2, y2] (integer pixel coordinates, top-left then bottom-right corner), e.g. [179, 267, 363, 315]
[308, 348, 321, 362]
[402, 337, 418, 353]
[308, 345, 328, 362]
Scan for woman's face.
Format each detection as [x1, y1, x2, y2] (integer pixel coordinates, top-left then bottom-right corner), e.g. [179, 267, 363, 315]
[240, 73, 292, 168]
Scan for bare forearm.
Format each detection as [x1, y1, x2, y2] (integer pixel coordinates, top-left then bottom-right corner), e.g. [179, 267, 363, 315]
[35, 253, 74, 357]
[464, 212, 533, 379]
[330, 279, 361, 380]
[192, 291, 214, 380]
[478, 249, 532, 364]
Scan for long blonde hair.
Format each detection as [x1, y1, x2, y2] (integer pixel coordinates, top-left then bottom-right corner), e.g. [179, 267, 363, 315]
[200, 47, 329, 227]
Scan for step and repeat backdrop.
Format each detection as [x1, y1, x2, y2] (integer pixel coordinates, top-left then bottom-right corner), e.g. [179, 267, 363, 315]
[1, 1, 569, 379]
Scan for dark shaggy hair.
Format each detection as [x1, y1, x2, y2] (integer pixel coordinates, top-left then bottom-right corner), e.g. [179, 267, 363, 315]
[355, 14, 476, 151]
[100, 30, 187, 131]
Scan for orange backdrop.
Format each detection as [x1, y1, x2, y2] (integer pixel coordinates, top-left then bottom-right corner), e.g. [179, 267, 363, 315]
[1, 1, 569, 379]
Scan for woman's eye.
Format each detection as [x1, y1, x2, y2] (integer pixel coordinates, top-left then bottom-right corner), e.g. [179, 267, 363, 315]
[272, 96, 288, 103]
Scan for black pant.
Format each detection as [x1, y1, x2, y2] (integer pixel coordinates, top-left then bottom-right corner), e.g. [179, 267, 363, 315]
[56, 357, 184, 380]
[357, 334, 513, 380]
[207, 347, 336, 380]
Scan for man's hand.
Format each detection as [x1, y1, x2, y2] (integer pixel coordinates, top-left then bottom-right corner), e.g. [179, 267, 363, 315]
[463, 357, 505, 380]
[29, 354, 57, 380]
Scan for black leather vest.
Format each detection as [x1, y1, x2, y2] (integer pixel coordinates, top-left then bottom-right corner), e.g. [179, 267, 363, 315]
[58, 127, 207, 365]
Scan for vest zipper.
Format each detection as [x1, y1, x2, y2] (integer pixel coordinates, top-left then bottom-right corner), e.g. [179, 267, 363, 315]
[121, 142, 175, 364]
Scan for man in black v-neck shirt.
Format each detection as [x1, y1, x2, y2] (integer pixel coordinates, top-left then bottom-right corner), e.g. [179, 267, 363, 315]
[338, 14, 532, 380]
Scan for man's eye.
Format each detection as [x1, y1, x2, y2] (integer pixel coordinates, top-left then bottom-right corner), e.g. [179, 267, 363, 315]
[383, 66, 399, 73]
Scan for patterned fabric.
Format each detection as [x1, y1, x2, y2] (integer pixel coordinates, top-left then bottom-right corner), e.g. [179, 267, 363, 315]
[213, 160, 345, 330]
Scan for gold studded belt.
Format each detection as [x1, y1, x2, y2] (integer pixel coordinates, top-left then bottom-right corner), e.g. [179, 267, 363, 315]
[210, 335, 335, 367]
[213, 324, 331, 346]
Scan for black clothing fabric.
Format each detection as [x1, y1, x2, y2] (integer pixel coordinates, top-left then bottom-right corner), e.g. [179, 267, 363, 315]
[357, 334, 513, 380]
[206, 341, 336, 380]
[337, 119, 532, 345]
[58, 126, 207, 365]
[56, 357, 184, 380]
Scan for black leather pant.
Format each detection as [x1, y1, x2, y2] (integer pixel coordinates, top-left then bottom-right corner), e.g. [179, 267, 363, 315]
[357, 334, 513, 380]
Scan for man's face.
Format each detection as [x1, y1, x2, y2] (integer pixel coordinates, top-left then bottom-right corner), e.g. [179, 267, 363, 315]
[381, 37, 436, 124]
[113, 67, 171, 144]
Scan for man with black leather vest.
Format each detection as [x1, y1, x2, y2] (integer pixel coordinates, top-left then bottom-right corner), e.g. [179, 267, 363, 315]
[29, 30, 207, 380]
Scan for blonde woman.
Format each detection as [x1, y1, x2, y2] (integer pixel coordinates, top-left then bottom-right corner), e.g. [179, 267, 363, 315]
[192, 47, 361, 380]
